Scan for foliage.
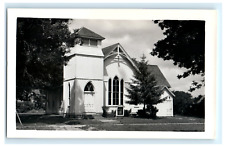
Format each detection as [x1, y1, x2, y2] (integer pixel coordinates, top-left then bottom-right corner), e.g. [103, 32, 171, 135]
[173, 91, 205, 118]
[126, 54, 164, 118]
[173, 91, 193, 115]
[190, 95, 205, 118]
[16, 90, 47, 113]
[137, 106, 158, 119]
[152, 20, 205, 91]
[16, 101, 34, 113]
[16, 18, 74, 100]
[102, 106, 108, 117]
[124, 109, 131, 117]
[102, 106, 116, 117]
[147, 105, 158, 118]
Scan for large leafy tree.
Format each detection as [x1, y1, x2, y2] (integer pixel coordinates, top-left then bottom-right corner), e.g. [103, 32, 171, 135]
[173, 91, 205, 118]
[173, 91, 193, 115]
[152, 20, 205, 91]
[126, 55, 164, 116]
[16, 18, 74, 100]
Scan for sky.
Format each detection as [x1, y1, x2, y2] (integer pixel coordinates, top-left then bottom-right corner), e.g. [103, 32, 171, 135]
[69, 19, 204, 97]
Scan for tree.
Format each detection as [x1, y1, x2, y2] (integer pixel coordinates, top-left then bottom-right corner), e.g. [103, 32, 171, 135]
[126, 55, 164, 118]
[173, 91, 205, 118]
[152, 20, 205, 91]
[173, 91, 193, 115]
[191, 95, 205, 118]
[16, 18, 74, 101]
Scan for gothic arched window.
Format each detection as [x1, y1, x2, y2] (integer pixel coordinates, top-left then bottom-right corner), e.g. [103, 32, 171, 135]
[113, 76, 119, 105]
[84, 82, 94, 92]
[120, 79, 124, 105]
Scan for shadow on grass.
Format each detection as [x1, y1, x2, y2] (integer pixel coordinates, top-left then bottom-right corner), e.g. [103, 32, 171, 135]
[16, 114, 97, 125]
[17, 114, 77, 124]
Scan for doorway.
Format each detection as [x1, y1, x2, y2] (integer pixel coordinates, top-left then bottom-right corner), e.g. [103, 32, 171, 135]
[84, 82, 95, 113]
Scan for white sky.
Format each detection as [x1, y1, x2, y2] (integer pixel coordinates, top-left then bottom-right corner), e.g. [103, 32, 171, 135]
[69, 19, 204, 97]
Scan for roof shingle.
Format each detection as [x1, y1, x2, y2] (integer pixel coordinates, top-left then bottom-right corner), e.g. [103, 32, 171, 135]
[75, 27, 105, 40]
[147, 65, 171, 88]
[102, 43, 119, 56]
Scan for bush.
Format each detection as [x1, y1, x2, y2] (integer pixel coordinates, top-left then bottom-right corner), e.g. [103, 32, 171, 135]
[102, 106, 116, 117]
[108, 110, 116, 117]
[102, 106, 108, 117]
[16, 101, 34, 113]
[137, 106, 158, 119]
[124, 109, 131, 117]
[16, 89, 47, 113]
[137, 110, 146, 118]
[147, 105, 158, 119]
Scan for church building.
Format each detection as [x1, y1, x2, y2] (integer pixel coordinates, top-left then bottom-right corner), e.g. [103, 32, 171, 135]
[62, 27, 174, 117]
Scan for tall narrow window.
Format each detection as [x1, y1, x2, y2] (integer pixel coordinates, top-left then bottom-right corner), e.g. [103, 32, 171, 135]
[113, 76, 119, 105]
[68, 82, 71, 98]
[120, 79, 124, 105]
[68, 82, 70, 107]
[108, 79, 112, 105]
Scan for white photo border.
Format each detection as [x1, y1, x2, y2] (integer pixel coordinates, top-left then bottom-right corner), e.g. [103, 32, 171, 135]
[7, 8, 217, 139]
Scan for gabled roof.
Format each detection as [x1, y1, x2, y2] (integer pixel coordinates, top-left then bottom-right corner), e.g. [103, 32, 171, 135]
[102, 43, 172, 89]
[74, 27, 105, 40]
[147, 65, 171, 88]
[162, 86, 175, 97]
[102, 43, 119, 56]
[102, 43, 139, 72]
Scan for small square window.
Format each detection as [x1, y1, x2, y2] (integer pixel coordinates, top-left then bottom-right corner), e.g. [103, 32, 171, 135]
[90, 39, 97, 46]
[82, 39, 89, 45]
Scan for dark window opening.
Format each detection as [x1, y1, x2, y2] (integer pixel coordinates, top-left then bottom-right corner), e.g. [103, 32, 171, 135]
[81, 38, 98, 46]
[108, 79, 112, 105]
[84, 82, 94, 91]
[90, 39, 98, 46]
[82, 38, 89, 45]
[120, 79, 124, 105]
[113, 76, 119, 105]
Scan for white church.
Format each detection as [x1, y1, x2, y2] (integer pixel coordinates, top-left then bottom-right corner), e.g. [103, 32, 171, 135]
[62, 27, 174, 117]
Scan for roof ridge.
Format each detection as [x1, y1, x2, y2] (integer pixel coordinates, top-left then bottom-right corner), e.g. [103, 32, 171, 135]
[102, 43, 139, 72]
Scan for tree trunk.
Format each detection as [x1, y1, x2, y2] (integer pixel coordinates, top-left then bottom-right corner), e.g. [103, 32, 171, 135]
[143, 102, 146, 113]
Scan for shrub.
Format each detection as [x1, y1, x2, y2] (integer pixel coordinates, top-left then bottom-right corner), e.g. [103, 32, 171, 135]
[137, 110, 146, 118]
[108, 110, 116, 117]
[137, 106, 158, 119]
[124, 109, 131, 117]
[147, 105, 158, 119]
[16, 101, 34, 113]
[102, 106, 108, 117]
[102, 106, 116, 117]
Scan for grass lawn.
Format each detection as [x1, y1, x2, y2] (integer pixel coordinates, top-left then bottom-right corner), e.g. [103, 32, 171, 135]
[16, 114, 204, 131]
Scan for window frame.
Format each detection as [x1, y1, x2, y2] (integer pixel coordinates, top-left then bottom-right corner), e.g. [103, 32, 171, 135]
[113, 76, 119, 105]
[108, 78, 112, 105]
[120, 79, 124, 105]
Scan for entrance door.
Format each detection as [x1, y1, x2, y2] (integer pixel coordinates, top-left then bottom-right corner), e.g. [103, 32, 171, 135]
[84, 93, 94, 112]
[84, 82, 95, 113]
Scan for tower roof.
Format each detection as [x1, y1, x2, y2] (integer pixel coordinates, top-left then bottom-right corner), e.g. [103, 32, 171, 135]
[74, 27, 105, 40]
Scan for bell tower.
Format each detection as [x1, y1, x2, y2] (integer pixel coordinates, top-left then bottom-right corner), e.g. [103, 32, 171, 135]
[63, 27, 105, 116]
